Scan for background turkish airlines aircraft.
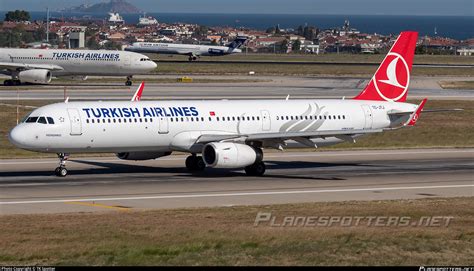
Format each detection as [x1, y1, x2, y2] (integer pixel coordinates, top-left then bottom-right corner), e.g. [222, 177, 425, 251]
[125, 36, 248, 61]
[10, 32, 427, 177]
[0, 48, 157, 86]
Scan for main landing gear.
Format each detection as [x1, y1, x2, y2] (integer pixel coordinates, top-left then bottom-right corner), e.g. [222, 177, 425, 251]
[188, 56, 198, 61]
[3, 79, 21, 86]
[185, 154, 206, 172]
[125, 76, 133, 86]
[54, 153, 69, 177]
[245, 161, 266, 176]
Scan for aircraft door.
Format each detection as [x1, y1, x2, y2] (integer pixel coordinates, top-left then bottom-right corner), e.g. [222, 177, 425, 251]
[158, 116, 169, 134]
[67, 108, 82, 135]
[361, 105, 373, 130]
[123, 54, 131, 67]
[261, 110, 271, 131]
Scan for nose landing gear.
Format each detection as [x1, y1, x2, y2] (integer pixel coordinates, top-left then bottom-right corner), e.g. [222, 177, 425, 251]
[54, 153, 70, 177]
[125, 76, 133, 86]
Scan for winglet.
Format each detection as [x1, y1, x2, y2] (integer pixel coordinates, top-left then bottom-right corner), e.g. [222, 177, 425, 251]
[131, 81, 145, 102]
[406, 98, 427, 126]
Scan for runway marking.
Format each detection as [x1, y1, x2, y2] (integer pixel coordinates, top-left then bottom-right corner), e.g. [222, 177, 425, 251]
[0, 149, 472, 165]
[0, 184, 472, 205]
[65, 201, 131, 212]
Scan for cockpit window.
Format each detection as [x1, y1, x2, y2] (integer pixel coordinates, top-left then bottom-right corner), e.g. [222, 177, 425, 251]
[25, 117, 38, 123]
[37, 117, 47, 124]
[47, 117, 54, 124]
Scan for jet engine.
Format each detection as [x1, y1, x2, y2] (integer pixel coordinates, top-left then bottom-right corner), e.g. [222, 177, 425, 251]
[202, 142, 262, 168]
[116, 151, 172, 161]
[18, 69, 52, 84]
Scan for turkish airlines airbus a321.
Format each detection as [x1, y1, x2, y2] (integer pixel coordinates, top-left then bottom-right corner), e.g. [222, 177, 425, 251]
[10, 32, 440, 177]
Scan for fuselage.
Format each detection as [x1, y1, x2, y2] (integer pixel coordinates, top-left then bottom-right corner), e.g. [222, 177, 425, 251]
[9, 99, 417, 154]
[125, 42, 242, 57]
[0, 48, 157, 77]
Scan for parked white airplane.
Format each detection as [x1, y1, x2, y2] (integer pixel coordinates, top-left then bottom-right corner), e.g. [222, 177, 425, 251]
[10, 32, 440, 177]
[0, 48, 157, 86]
[125, 36, 248, 61]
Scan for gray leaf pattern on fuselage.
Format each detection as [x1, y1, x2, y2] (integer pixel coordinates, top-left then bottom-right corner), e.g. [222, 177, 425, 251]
[279, 103, 327, 133]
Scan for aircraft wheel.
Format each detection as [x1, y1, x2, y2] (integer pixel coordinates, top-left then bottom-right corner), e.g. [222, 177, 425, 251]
[55, 167, 68, 177]
[245, 162, 266, 176]
[4, 80, 13, 86]
[185, 155, 197, 170]
[185, 155, 205, 171]
[125, 81, 132, 86]
[195, 157, 206, 171]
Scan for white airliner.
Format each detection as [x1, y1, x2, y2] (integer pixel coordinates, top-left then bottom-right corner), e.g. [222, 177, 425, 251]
[10, 32, 440, 177]
[0, 48, 157, 86]
[125, 36, 248, 61]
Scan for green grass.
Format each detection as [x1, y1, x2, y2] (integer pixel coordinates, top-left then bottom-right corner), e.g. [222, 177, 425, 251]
[0, 197, 472, 265]
[153, 53, 474, 65]
[0, 100, 472, 159]
[153, 62, 473, 77]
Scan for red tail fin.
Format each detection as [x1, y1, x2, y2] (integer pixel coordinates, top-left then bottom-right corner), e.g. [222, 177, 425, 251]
[354, 31, 418, 102]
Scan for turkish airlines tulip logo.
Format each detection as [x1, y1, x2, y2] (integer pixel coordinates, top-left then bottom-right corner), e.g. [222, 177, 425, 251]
[373, 52, 410, 102]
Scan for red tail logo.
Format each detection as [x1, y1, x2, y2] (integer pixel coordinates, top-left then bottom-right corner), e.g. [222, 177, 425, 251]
[354, 31, 418, 102]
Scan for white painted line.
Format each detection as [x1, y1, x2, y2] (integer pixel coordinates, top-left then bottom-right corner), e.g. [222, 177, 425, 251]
[0, 184, 472, 205]
[0, 149, 472, 165]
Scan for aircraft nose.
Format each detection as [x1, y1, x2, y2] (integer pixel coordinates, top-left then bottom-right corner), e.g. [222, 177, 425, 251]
[8, 125, 28, 148]
[149, 61, 157, 70]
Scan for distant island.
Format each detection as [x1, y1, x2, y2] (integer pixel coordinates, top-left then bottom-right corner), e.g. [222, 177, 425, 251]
[60, 0, 141, 14]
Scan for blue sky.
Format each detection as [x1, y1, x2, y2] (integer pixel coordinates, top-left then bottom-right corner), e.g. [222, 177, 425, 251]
[0, 0, 472, 16]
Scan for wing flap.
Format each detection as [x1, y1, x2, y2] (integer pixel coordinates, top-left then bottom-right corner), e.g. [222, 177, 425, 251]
[197, 129, 383, 144]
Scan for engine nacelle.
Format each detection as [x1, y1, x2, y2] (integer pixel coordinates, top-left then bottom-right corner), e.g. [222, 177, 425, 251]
[116, 151, 172, 161]
[18, 69, 52, 84]
[202, 143, 262, 168]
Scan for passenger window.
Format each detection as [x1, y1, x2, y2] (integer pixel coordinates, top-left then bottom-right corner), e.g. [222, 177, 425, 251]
[47, 117, 54, 124]
[26, 117, 38, 123]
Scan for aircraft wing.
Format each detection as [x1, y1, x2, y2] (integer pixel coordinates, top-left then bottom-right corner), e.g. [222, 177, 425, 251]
[196, 128, 383, 145]
[0, 62, 64, 71]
